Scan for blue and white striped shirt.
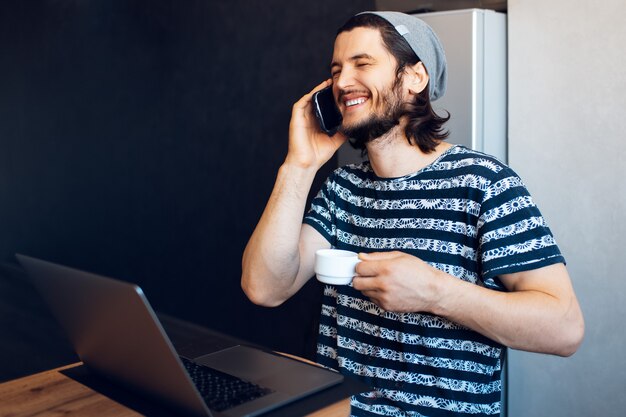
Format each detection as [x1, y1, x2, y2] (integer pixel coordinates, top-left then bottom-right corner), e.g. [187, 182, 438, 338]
[304, 145, 564, 416]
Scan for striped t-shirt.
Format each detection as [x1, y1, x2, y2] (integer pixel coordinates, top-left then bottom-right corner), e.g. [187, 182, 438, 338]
[303, 145, 564, 417]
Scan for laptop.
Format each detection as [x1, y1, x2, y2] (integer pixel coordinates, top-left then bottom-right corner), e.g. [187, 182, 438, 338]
[16, 254, 343, 417]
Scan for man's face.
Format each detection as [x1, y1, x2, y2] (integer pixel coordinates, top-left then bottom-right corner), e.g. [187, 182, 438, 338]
[330, 27, 408, 143]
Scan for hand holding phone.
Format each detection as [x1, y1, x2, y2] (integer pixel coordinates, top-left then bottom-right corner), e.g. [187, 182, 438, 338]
[312, 86, 343, 136]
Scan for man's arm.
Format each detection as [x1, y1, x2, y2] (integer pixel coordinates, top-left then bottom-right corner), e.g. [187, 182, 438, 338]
[241, 170, 329, 306]
[241, 80, 346, 307]
[352, 252, 585, 356]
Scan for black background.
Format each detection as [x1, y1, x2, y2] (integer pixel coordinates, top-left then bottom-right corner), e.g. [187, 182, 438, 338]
[0, 0, 373, 370]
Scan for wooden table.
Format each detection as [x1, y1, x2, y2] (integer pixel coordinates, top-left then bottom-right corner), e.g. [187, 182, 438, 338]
[0, 362, 351, 417]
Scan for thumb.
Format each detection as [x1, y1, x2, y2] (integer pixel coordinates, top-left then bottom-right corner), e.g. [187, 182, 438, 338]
[359, 251, 402, 261]
[329, 130, 349, 149]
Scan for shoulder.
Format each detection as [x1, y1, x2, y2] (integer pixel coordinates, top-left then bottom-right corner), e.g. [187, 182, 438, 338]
[328, 161, 373, 185]
[335, 161, 372, 176]
[442, 146, 526, 187]
[440, 146, 510, 175]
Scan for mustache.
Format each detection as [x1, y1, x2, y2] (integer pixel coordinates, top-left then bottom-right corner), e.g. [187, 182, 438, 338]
[337, 89, 371, 101]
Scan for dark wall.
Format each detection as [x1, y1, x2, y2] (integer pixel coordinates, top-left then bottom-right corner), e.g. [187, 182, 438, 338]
[0, 0, 373, 359]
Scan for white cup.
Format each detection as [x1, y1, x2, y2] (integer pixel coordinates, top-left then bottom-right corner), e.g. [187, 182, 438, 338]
[315, 249, 361, 285]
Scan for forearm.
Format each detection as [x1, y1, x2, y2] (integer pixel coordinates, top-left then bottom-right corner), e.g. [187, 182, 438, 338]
[354, 253, 584, 356]
[241, 162, 317, 306]
[432, 267, 584, 356]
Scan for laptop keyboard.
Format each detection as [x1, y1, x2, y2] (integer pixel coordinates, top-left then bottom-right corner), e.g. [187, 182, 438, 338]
[180, 356, 274, 412]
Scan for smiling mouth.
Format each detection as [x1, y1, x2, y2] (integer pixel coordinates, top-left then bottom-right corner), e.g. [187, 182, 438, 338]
[345, 97, 367, 108]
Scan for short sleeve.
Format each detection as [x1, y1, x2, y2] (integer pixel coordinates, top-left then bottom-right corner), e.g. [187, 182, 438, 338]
[478, 167, 565, 286]
[303, 175, 337, 247]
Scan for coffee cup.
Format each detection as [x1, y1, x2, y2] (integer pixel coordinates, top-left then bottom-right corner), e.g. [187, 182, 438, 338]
[315, 249, 361, 285]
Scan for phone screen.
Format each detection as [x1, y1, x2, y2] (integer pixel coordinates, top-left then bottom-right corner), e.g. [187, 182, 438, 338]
[313, 86, 343, 136]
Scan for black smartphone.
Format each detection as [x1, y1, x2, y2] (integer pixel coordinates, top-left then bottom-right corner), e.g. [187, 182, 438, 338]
[312, 85, 343, 136]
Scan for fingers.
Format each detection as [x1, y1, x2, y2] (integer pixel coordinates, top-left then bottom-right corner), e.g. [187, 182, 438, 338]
[362, 291, 380, 305]
[358, 251, 402, 261]
[355, 251, 400, 278]
[293, 79, 332, 110]
[309, 78, 333, 96]
[353, 251, 405, 291]
[353, 278, 378, 291]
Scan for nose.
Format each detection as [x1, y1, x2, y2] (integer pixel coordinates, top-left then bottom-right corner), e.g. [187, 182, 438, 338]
[334, 66, 356, 91]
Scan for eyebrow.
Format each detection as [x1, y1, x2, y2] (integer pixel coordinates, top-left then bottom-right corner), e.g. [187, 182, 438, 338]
[330, 53, 375, 70]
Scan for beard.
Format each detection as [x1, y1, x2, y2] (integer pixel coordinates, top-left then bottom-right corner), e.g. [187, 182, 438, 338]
[339, 80, 406, 150]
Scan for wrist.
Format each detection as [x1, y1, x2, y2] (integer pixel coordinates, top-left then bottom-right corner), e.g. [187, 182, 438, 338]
[427, 269, 456, 317]
[280, 158, 320, 178]
[274, 162, 319, 198]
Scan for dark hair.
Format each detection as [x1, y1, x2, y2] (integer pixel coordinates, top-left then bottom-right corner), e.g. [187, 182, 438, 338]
[336, 14, 449, 153]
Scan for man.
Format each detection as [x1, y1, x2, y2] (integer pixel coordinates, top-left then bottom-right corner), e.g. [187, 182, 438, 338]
[242, 11, 584, 417]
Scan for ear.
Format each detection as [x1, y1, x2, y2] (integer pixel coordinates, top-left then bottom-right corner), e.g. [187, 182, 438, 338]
[405, 61, 429, 96]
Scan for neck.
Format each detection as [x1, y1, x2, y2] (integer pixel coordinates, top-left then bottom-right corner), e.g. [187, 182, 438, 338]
[366, 126, 452, 178]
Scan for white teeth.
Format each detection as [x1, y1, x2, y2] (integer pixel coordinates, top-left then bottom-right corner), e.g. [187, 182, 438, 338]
[345, 98, 366, 107]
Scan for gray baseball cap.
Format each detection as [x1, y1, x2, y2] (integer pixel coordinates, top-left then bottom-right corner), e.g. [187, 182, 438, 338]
[359, 11, 447, 101]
